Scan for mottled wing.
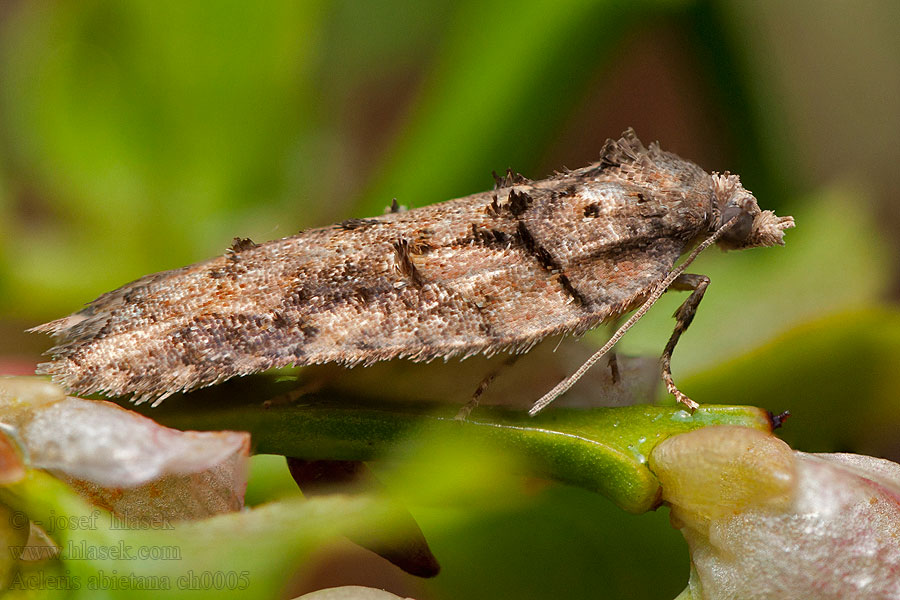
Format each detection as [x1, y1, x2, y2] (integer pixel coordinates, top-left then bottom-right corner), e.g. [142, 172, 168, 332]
[35, 131, 713, 401]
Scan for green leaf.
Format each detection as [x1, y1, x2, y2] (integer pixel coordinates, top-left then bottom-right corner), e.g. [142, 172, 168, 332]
[0, 469, 400, 600]
[0, 397, 771, 598]
[137, 396, 771, 514]
[681, 306, 900, 455]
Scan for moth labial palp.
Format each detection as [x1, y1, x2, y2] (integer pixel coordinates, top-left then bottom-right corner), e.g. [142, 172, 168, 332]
[31, 129, 794, 413]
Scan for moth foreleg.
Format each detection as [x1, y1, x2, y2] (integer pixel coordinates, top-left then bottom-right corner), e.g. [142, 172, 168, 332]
[660, 273, 710, 411]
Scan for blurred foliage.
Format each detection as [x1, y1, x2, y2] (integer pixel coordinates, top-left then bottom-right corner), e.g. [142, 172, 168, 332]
[358, 0, 682, 215]
[2, 469, 411, 599]
[0, 1, 325, 315]
[685, 307, 900, 455]
[135, 395, 771, 514]
[0, 0, 897, 599]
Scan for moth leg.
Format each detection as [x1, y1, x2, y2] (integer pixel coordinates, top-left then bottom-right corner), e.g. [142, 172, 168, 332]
[455, 355, 520, 420]
[661, 273, 710, 411]
[531, 224, 729, 417]
[607, 352, 620, 384]
[604, 317, 622, 384]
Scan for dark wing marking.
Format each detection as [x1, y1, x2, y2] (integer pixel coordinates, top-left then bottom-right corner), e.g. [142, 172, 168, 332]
[34, 132, 713, 402]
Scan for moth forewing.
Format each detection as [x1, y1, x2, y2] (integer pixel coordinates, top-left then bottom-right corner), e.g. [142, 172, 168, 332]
[32, 129, 794, 412]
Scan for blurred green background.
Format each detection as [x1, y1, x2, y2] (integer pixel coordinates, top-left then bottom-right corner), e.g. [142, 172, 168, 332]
[1, 1, 898, 598]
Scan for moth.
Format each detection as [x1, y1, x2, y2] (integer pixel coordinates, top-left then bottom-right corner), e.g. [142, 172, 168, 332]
[32, 129, 794, 413]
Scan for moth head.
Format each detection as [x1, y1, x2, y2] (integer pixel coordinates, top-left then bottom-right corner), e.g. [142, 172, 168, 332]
[711, 173, 795, 250]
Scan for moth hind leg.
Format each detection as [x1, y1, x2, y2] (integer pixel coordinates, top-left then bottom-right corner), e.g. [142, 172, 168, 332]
[455, 355, 519, 420]
[607, 352, 620, 384]
[604, 317, 624, 384]
[660, 273, 710, 411]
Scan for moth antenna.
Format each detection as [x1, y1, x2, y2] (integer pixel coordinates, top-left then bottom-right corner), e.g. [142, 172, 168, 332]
[528, 216, 740, 416]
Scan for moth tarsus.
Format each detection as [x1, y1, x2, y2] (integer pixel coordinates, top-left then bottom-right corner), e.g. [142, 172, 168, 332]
[659, 273, 711, 412]
[32, 129, 794, 413]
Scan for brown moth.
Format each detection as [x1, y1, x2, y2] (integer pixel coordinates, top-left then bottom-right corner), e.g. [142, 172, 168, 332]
[32, 129, 794, 412]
